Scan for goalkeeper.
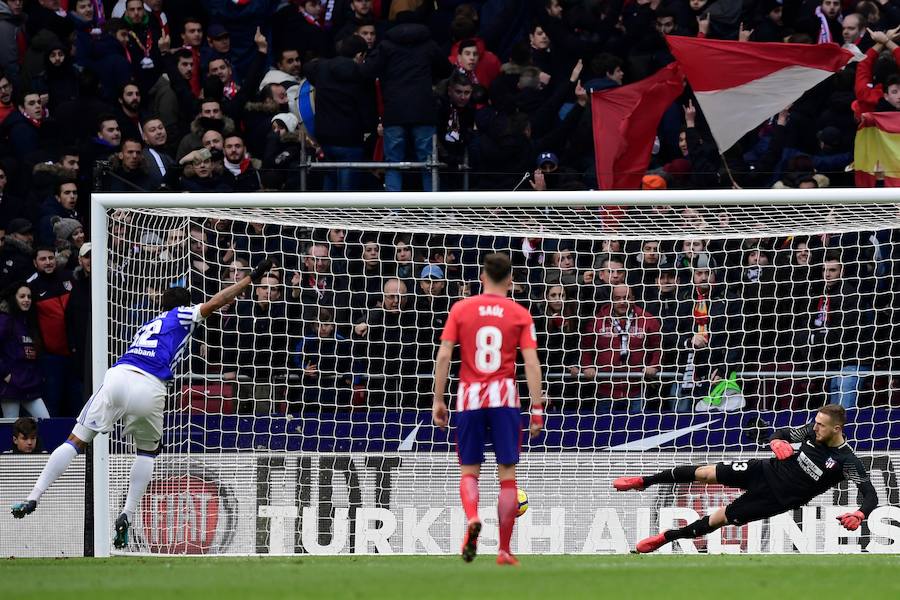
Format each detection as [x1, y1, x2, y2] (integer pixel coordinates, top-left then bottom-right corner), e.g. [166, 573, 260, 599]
[614, 404, 878, 553]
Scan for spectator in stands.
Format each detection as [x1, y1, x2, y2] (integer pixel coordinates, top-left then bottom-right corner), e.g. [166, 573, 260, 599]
[436, 71, 476, 189]
[0, 163, 25, 231]
[579, 283, 661, 413]
[178, 147, 232, 192]
[5, 89, 44, 161]
[65, 242, 91, 391]
[113, 82, 143, 141]
[581, 253, 625, 316]
[290, 241, 351, 326]
[0, 72, 14, 125]
[176, 99, 234, 161]
[800, 250, 875, 408]
[0, 281, 46, 418]
[6, 416, 42, 453]
[141, 116, 175, 189]
[413, 263, 450, 398]
[352, 276, 417, 405]
[293, 306, 354, 408]
[327, 228, 349, 275]
[533, 282, 579, 405]
[52, 216, 84, 270]
[304, 35, 373, 191]
[349, 234, 385, 316]
[28, 245, 78, 416]
[222, 134, 262, 192]
[236, 273, 289, 414]
[0, 219, 35, 288]
[37, 180, 81, 246]
[103, 137, 158, 192]
[360, 12, 452, 191]
[393, 236, 416, 283]
[0, 2, 25, 80]
[543, 243, 579, 301]
[671, 253, 740, 413]
[642, 267, 680, 379]
[273, 0, 331, 61]
[627, 240, 671, 300]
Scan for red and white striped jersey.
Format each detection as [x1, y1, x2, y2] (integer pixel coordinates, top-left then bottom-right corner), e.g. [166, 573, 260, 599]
[440, 293, 537, 411]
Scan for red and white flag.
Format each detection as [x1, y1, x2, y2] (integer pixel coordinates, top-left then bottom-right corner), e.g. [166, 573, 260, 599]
[592, 63, 685, 190]
[666, 36, 853, 152]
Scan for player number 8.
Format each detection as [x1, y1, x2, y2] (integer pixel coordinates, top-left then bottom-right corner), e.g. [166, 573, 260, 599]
[475, 326, 503, 373]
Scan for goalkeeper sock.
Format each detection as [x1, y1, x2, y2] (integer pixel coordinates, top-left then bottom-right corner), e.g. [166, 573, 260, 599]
[28, 441, 79, 502]
[460, 473, 479, 523]
[123, 454, 155, 521]
[497, 479, 517, 553]
[643, 466, 698, 487]
[664, 516, 715, 542]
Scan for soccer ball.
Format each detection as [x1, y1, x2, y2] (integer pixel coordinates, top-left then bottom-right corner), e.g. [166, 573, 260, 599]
[516, 488, 528, 517]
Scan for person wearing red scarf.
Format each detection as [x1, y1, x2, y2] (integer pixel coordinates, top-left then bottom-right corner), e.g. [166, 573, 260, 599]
[6, 90, 44, 159]
[671, 253, 737, 413]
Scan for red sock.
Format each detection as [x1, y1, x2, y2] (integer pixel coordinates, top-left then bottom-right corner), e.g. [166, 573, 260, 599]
[498, 479, 517, 553]
[460, 473, 479, 523]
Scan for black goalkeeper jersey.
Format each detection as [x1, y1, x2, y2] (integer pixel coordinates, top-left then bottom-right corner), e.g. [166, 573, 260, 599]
[762, 423, 878, 515]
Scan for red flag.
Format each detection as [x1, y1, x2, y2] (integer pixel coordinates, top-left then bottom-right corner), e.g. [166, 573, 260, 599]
[666, 36, 852, 152]
[592, 63, 684, 190]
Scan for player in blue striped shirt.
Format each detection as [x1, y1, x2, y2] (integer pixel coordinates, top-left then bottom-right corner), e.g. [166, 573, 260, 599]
[11, 258, 273, 550]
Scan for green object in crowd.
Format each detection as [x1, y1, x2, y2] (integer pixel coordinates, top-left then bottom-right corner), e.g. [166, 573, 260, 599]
[705, 372, 742, 406]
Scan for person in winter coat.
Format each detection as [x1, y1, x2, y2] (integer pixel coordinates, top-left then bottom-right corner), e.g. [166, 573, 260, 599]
[0, 218, 35, 289]
[0, 0, 25, 79]
[65, 242, 91, 390]
[360, 13, 452, 191]
[304, 35, 374, 191]
[37, 179, 82, 246]
[0, 281, 48, 418]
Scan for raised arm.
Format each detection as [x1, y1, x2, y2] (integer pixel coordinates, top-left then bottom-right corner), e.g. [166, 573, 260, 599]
[199, 259, 273, 319]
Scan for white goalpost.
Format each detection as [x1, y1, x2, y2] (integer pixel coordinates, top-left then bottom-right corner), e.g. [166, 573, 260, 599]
[85, 188, 900, 558]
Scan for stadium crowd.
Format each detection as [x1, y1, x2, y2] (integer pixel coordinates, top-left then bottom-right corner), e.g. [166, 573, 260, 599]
[0, 0, 898, 418]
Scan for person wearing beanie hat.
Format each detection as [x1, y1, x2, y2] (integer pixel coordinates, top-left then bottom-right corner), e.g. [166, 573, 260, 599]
[52, 217, 83, 244]
[271, 113, 299, 134]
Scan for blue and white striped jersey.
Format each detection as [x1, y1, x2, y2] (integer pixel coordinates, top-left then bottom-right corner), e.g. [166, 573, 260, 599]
[114, 305, 205, 381]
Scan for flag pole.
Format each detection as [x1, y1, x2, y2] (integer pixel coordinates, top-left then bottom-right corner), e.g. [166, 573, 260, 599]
[720, 153, 740, 188]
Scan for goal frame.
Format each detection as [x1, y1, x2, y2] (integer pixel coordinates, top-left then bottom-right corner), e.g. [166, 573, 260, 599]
[90, 187, 900, 557]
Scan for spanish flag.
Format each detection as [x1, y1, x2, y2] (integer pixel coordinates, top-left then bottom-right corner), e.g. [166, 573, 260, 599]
[855, 112, 900, 187]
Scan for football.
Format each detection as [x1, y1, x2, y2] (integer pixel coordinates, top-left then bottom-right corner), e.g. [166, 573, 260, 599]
[516, 488, 528, 517]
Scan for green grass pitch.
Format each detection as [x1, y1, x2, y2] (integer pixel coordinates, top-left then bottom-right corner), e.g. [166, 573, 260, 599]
[5, 555, 899, 599]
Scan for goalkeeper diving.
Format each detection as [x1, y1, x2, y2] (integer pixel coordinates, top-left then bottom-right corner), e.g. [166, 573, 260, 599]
[614, 404, 879, 553]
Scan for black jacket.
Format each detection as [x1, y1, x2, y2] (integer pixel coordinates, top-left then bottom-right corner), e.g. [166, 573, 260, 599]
[0, 237, 34, 290]
[360, 24, 452, 126]
[305, 56, 374, 147]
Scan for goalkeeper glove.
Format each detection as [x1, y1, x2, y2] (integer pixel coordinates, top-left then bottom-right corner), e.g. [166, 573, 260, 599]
[837, 510, 865, 531]
[769, 439, 794, 460]
[250, 258, 274, 283]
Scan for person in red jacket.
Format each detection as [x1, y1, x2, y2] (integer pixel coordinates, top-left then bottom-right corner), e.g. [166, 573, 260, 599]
[448, 36, 500, 89]
[579, 283, 662, 413]
[27, 245, 79, 417]
[853, 26, 900, 118]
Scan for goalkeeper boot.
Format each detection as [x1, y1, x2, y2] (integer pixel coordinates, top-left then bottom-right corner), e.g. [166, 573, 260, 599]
[496, 550, 520, 567]
[113, 513, 130, 549]
[636, 532, 669, 554]
[11, 500, 36, 519]
[461, 519, 482, 563]
[613, 476, 646, 491]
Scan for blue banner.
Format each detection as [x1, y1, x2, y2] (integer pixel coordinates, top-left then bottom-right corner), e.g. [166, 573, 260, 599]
[6, 408, 898, 454]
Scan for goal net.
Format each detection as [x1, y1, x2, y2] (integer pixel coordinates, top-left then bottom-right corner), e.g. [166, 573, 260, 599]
[96, 190, 900, 556]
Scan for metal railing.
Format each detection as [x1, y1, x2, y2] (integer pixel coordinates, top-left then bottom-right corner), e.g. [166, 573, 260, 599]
[298, 134, 448, 191]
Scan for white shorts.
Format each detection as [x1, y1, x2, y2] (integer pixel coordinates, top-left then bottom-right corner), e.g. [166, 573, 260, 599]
[74, 365, 167, 449]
